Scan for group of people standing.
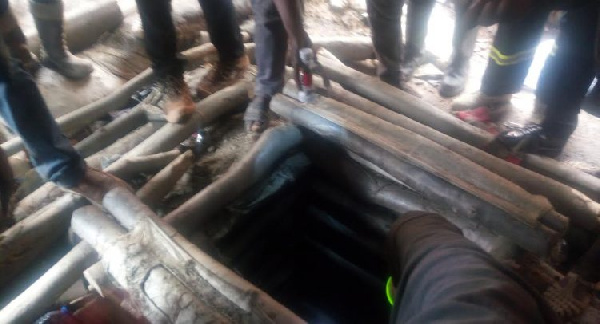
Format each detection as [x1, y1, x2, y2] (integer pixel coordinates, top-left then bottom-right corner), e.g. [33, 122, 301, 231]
[0, 0, 596, 322]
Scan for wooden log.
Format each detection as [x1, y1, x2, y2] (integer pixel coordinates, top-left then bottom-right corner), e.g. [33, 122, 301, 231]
[305, 139, 517, 258]
[0, 195, 86, 290]
[0, 84, 251, 288]
[111, 149, 182, 180]
[523, 155, 600, 204]
[164, 125, 303, 236]
[283, 80, 600, 233]
[108, 81, 250, 171]
[13, 107, 149, 202]
[316, 51, 600, 201]
[271, 94, 566, 256]
[181, 36, 373, 66]
[14, 122, 163, 222]
[100, 187, 305, 323]
[75, 106, 149, 158]
[137, 150, 195, 208]
[0, 69, 154, 156]
[73, 207, 230, 323]
[0, 243, 97, 324]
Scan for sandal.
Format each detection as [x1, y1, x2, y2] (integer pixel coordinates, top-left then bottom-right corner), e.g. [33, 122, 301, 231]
[244, 96, 271, 133]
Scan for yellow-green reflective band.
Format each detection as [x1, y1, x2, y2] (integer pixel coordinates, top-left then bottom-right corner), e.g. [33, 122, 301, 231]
[386, 276, 395, 306]
[489, 46, 536, 66]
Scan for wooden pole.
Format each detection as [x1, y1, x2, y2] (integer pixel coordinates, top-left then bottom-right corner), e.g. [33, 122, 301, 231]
[316, 51, 600, 205]
[137, 150, 195, 208]
[271, 94, 566, 256]
[283, 80, 600, 233]
[164, 125, 304, 236]
[0, 243, 97, 324]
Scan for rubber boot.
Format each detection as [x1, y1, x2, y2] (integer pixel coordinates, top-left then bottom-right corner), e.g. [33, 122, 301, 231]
[0, 7, 40, 74]
[29, 0, 93, 80]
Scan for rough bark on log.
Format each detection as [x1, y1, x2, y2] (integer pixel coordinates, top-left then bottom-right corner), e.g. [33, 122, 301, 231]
[99, 187, 305, 323]
[271, 94, 565, 256]
[164, 125, 303, 236]
[72, 207, 231, 323]
[137, 150, 195, 208]
[284, 80, 600, 233]
[316, 51, 600, 201]
[0, 243, 96, 324]
[0, 69, 154, 156]
[0, 195, 86, 290]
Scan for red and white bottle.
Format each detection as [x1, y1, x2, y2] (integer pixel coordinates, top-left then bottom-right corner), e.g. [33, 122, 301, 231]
[298, 47, 317, 103]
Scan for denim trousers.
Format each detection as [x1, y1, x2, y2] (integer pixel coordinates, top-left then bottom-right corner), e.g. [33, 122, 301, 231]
[0, 38, 85, 187]
[251, 0, 288, 98]
[135, 0, 245, 79]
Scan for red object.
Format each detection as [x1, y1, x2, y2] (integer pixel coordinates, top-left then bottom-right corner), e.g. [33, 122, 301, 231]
[504, 154, 523, 165]
[455, 106, 492, 124]
[301, 69, 312, 87]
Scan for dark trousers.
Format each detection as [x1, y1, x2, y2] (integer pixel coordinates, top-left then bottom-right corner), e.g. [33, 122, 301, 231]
[135, 0, 245, 79]
[0, 38, 85, 187]
[537, 2, 598, 138]
[368, 0, 477, 81]
[388, 212, 558, 323]
[480, 11, 548, 96]
[251, 0, 288, 98]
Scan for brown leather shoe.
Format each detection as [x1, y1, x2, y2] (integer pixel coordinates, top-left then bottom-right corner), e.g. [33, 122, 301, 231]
[162, 76, 195, 123]
[196, 55, 249, 99]
[69, 167, 132, 206]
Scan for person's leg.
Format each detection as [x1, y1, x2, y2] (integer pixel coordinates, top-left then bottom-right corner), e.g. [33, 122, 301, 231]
[0, 1, 39, 74]
[452, 10, 548, 111]
[195, 0, 249, 98]
[29, 0, 92, 79]
[438, 0, 477, 98]
[367, 0, 404, 87]
[401, 0, 435, 80]
[135, 0, 194, 123]
[244, 0, 287, 133]
[0, 39, 128, 203]
[534, 3, 597, 155]
[387, 212, 558, 323]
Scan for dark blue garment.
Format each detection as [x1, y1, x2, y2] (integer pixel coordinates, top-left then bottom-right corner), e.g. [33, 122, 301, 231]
[0, 39, 84, 187]
[388, 212, 559, 324]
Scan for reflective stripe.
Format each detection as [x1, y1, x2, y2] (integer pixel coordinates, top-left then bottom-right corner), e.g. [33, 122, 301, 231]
[489, 46, 536, 66]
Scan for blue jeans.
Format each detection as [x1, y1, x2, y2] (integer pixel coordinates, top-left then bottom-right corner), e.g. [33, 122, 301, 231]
[0, 39, 85, 188]
[252, 0, 288, 98]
